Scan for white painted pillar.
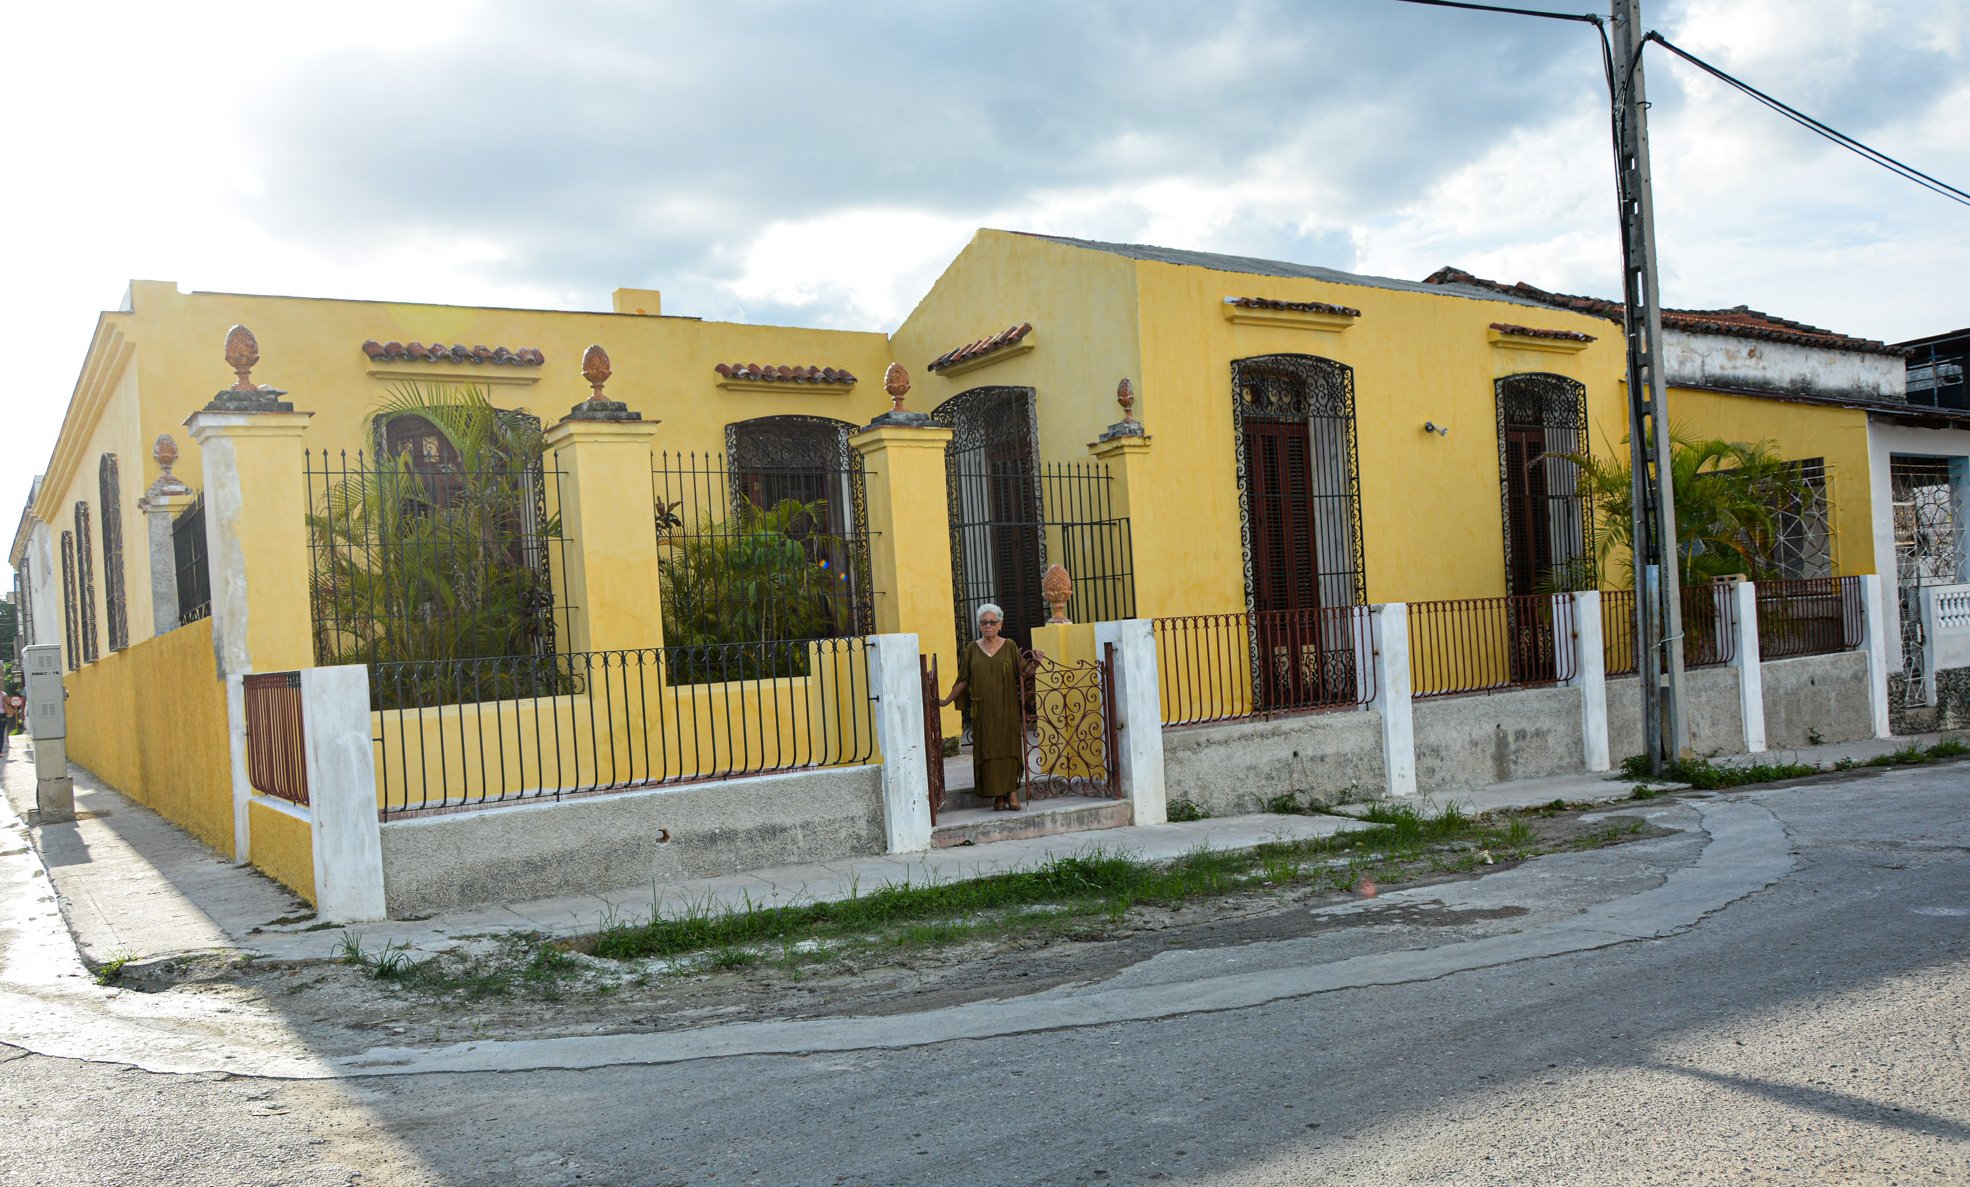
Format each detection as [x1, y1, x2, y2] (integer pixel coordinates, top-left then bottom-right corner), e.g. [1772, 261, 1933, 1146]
[867, 633, 931, 853]
[227, 673, 252, 862]
[1368, 603, 1417, 797]
[1731, 580, 1767, 754]
[1566, 592, 1611, 772]
[1094, 619, 1167, 825]
[1918, 585, 1941, 707]
[1860, 574, 1893, 739]
[301, 665, 386, 923]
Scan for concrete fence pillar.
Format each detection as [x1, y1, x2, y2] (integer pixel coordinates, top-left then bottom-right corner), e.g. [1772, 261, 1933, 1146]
[1730, 580, 1767, 753]
[1565, 591, 1611, 772]
[850, 384, 959, 737]
[1094, 618, 1167, 825]
[183, 410, 314, 676]
[1860, 573, 1893, 739]
[1368, 602, 1417, 797]
[867, 632, 931, 853]
[302, 665, 386, 922]
[541, 370, 666, 653]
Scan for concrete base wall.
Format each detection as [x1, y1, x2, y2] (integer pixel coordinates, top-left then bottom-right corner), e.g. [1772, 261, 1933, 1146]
[1605, 667, 1746, 762]
[1888, 668, 1970, 736]
[1413, 686, 1584, 791]
[378, 764, 885, 917]
[1161, 710, 1385, 817]
[1762, 651, 1873, 748]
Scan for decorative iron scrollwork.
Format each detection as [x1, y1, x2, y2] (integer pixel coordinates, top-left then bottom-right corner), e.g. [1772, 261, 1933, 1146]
[1020, 649, 1119, 800]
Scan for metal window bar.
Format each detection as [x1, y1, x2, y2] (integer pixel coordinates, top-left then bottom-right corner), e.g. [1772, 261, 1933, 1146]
[1409, 594, 1578, 699]
[306, 450, 569, 672]
[651, 448, 875, 660]
[243, 671, 309, 805]
[1601, 588, 1639, 677]
[1040, 461, 1135, 625]
[1154, 606, 1376, 725]
[99, 455, 128, 652]
[1232, 355, 1367, 618]
[1497, 374, 1593, 597]
[1757, 576, 1864, 660]
[74, 502, 98, 664]
[369, 636, 875, 818]
[173, 492, 212, 626]
[60, 531, 78, 670]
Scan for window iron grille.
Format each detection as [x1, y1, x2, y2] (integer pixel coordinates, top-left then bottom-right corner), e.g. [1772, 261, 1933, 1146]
[1232, 355, 1366, 617]
[1497, 373, 1592, 597]
[1890, 457, 1957, 706]
[99, 454, 128, 652]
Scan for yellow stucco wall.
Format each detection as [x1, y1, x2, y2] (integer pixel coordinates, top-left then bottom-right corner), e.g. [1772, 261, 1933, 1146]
[248, 799, 315, 905]
[1129, 256, 1628, 613]
[1665, 386, 1875, 575]
[62, 617, 235, 856]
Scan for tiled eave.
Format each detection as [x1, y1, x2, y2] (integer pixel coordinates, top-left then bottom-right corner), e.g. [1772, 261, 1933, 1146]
[361, 340, 546, 387]
[1488, 322, 1595, 354]
[928, 322, 1034, 376]
[363, 340, 545, 366]
[1222, 296, 1359, 332]
[714, 363, 858, 395]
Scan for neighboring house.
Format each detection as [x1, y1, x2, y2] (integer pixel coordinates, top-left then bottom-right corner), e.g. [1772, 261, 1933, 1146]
[1428, 268, 1970, 730]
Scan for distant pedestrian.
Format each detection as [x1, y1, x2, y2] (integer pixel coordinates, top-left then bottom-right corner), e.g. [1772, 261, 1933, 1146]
[0, 691, 15, 754]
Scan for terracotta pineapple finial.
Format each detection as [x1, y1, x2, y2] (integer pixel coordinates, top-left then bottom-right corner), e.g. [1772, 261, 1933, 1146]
[224, 325, 260, 391]
[1042, 564, 1073, 625]
[883, 362, 911, 414]
[581, 344, 612, 402]
[152, 434, 179, 478]
[1116, 377, 1137, 424]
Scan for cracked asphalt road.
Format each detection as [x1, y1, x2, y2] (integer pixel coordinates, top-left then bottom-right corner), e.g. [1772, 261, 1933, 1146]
[2, 770, 1966, 1185]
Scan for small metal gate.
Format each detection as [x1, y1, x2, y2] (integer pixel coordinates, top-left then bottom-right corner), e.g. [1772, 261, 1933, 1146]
[1892, 458, 1958, 707]
[1020, 644, 1120, 801]
[921, 653, 946, 823]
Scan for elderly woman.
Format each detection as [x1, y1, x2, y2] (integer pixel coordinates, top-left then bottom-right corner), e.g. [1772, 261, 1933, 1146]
[941, 603, 1040, 811]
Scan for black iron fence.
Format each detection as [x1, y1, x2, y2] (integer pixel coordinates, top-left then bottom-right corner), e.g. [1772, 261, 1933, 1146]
[651, 450, 874, 653]
[172, 493, 211, 626]
[1409, 594, 1578, 698]
[1757, 576, 1864, 659]
[1154, 607, 1375, 725]
[370, 636, 875, 817]
[1601, 586, 1737, 677]
[306, 450, 569, 671]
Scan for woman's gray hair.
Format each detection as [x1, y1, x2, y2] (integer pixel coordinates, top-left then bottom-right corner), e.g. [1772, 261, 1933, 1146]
[975, 603, 1004, 628]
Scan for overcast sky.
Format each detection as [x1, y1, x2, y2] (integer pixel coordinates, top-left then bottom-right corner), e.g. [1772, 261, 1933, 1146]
[5, 0, 1965, 513]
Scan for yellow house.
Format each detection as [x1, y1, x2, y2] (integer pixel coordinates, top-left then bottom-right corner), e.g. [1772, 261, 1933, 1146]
[9, 230, 1909, 906]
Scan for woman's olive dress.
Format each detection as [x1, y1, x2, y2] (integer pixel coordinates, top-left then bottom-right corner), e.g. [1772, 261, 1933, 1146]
[959, 641, 1024, 799]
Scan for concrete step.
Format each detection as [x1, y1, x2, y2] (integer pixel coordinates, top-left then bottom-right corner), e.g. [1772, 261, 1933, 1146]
[932, 796, 1132, 848]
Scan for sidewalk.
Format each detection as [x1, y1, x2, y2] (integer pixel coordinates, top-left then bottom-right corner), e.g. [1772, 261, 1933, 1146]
[1, 729, 1943, 972]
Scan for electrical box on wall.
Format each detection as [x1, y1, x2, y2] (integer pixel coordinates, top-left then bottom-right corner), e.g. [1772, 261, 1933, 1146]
[20, 644, 72, 824]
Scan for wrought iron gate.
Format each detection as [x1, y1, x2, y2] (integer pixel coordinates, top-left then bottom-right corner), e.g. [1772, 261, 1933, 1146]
[1020, 644, 1120, 801]
[1892, 458, 1959, 706]
[921, 652, 945, 824]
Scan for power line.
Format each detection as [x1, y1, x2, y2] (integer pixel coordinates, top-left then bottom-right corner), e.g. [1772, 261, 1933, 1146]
[1646, 34, 1970, 208]
[1384, 0, 1603, 25]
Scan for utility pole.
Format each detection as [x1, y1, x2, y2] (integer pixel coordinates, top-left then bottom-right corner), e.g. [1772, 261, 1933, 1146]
[1609, 0, 1688, 771]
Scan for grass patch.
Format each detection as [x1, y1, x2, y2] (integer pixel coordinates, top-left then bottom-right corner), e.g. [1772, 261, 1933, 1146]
[1618, 753, 1818, 790]
[1166, 797, 1209, 822]
[580, 797, 1548, 968]
[92, 956, 130, 987]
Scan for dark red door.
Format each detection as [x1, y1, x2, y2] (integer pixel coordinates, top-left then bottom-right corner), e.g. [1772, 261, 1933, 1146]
[1244, 420, 1339, 709]
[1502, 427, 1558, 682]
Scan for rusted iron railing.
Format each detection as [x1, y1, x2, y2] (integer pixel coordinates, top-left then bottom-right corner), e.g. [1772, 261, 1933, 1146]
[1153, 606, 1374, 726]
[243, 671, 309, 805]
[1757, 576, 1863, 659]
[1408, 594, 1577, 699]
[1603, 586, 1737, 676]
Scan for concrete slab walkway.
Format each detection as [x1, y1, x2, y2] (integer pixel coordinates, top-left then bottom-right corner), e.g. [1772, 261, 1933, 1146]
[2, 728, 1952, 972]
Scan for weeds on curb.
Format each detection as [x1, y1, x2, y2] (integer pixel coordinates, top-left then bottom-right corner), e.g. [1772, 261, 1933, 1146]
[1166, 797, 1209, 822]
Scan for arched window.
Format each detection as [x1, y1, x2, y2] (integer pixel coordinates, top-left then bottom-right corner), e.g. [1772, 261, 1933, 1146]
[74, 502, 98, 664]
[1231, 355, 1364, 612]
[100, 454, 128, 651]
[1495, 373, 1590, 597]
